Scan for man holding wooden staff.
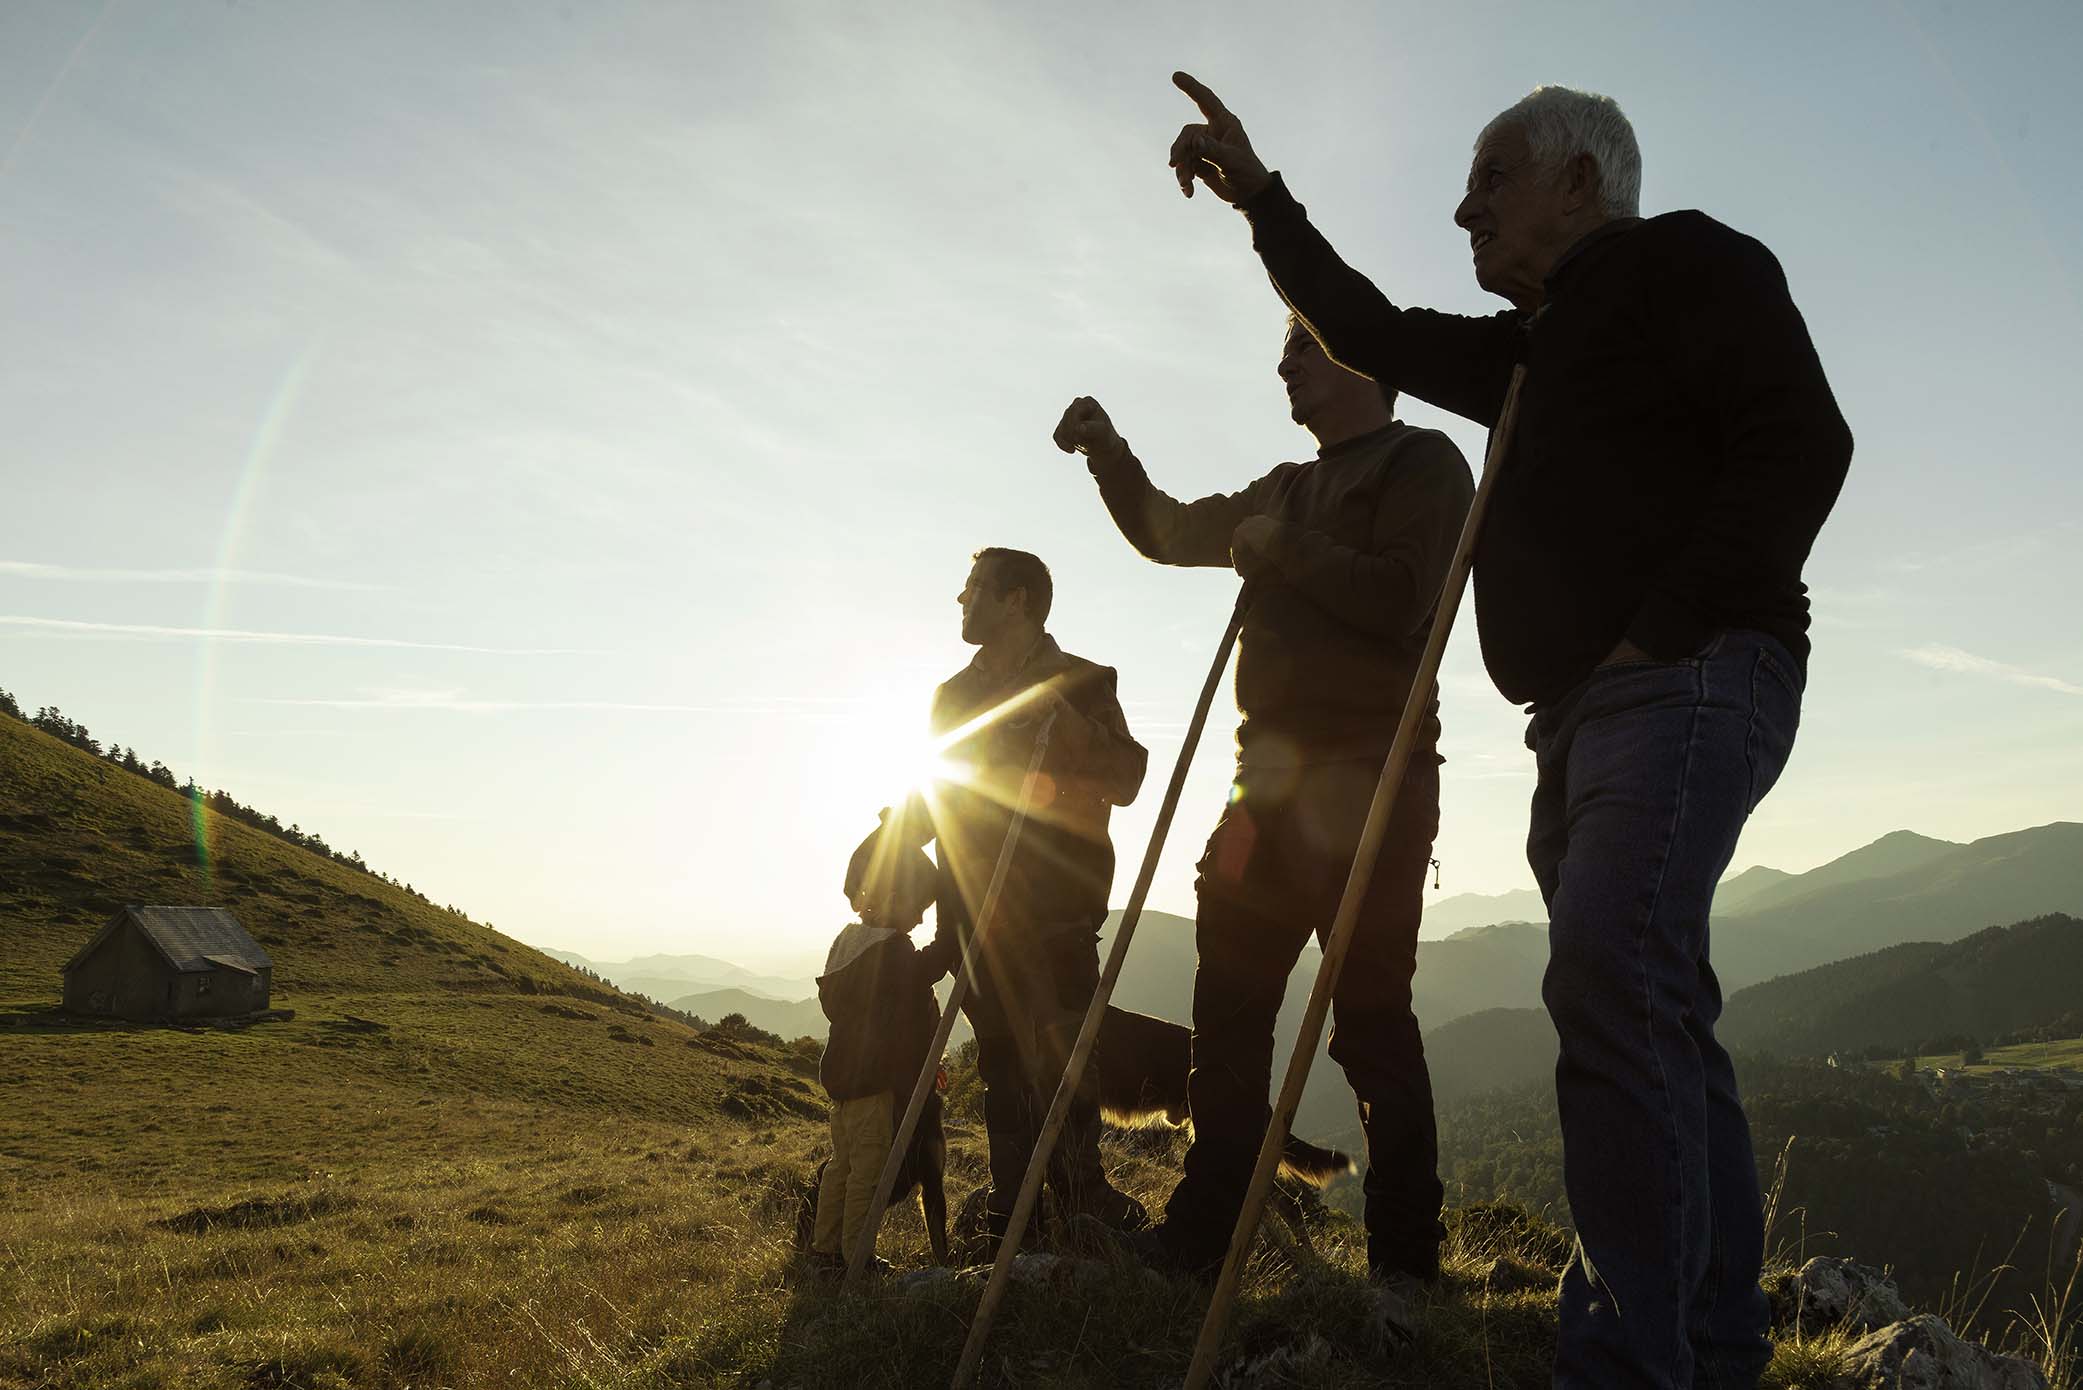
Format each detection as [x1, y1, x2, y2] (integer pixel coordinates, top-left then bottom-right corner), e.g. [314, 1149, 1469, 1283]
[859, 547, 1152, 1244]
[1164, 74, 1853, 1389]
[1053, 322, 1473, 1295]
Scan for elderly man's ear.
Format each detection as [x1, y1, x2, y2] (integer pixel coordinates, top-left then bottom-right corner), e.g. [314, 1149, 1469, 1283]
[1561, 152, 1602, 215]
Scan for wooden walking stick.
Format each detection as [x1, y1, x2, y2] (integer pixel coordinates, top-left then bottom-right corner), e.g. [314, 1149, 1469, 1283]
[843, 706, 1059, 1289]
[1181, 365, 1528, 1389]
[951, 585, 1252, 1388]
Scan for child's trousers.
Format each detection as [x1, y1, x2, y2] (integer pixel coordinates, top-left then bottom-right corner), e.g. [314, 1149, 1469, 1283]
[812, 1093, 894, 1256]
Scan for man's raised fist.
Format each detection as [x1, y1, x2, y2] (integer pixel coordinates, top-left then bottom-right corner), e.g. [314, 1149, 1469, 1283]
[1053, 396, 1127, 465]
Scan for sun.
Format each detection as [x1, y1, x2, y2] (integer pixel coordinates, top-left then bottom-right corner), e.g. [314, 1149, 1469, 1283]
[832, 691, 974, 816]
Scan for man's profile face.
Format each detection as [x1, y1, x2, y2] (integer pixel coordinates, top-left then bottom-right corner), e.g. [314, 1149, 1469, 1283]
[957, 559, 1018, 646]
[1277, 324, 1334, 426]
[1278, 323, 1374, 428]
[1454, 124, 1575, 306]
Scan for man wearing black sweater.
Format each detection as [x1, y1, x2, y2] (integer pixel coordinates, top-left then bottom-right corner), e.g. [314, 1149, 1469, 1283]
[1166, 75, 1852, 1389]
[1052, 321, 1472, 1290]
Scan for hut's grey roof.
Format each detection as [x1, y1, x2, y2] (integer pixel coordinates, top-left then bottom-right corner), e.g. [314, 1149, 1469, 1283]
[64, 906, 272, 975]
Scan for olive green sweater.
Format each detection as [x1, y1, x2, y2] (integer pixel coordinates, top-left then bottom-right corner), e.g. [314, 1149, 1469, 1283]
[1090, 421, 1472, 765]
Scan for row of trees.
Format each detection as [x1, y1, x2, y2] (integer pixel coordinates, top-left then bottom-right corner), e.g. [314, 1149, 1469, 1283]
[0, 683, 434, 906]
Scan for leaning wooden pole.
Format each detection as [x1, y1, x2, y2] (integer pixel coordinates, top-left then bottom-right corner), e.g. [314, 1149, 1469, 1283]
[950, 586, 1251, 1388]
[1181, 365, 1528, 1389]
[843, 707, 1059, 1289]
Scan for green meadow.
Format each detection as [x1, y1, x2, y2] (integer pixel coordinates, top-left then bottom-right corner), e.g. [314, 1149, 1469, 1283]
[3, 714, 2074, 1387]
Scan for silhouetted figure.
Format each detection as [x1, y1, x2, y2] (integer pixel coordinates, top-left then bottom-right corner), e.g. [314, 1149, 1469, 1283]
[810, 835, 943, 1275]
[859, 549, 1150, 1239]
[1167, 74, 1852, 1388]
[1055, 319, 1473, 1286]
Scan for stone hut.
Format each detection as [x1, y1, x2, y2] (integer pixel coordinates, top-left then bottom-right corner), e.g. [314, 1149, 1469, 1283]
[62, 906, 273, 1021]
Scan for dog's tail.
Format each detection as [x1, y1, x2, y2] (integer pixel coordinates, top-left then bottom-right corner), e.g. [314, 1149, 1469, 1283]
[1277, 1135, 1355, 1187]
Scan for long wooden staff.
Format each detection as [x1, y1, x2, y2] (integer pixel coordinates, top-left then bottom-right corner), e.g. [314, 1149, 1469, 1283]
[844, 706, 1060, 1288]
[1181, 365, 1528, 1388]
[951, 586, 1252, 1387]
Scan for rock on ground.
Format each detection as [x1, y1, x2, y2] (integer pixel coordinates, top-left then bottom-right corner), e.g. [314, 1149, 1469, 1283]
[1836, 1314, 2048, 1390]
[1789, 1256, 1911, 1335]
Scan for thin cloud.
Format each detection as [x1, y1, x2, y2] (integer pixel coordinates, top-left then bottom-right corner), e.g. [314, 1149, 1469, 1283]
[1900, 644, 2083, 697]
[251, 688, 796, 714]
[1, 615, 595, 655]
[0, 560, 382, 591]
[247, 688, 940, 718]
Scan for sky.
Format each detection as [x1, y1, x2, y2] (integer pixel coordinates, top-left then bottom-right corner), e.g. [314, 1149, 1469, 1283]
[3, 1, 2080, 978]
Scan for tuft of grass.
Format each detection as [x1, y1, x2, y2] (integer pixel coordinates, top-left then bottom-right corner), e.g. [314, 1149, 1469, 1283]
[379, 1321, 463, 1384]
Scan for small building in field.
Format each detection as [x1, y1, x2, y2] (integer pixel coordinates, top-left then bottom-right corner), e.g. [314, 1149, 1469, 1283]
[62, 905, 273, 1021]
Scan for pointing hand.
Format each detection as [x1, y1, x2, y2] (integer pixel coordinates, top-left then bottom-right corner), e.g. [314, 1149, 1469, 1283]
[1169, 72, 1272, 204]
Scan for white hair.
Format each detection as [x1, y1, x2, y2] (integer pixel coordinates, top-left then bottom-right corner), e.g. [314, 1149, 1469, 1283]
[1478, 85, 1641, 219]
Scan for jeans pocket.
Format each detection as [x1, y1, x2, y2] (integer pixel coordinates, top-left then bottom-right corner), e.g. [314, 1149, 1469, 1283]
[1752, 637, 1803, 697]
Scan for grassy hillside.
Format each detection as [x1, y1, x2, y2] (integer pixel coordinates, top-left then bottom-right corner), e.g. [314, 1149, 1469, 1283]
[3, 712, 2074, 1388]
[1891, 1036, 2083, 1075]
[0, 707, 832, 1193]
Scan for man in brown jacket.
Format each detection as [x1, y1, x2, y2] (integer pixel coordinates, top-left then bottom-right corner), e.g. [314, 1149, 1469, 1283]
[1053, 319, 1473, 1288]
[867, 548, 1151, 1239]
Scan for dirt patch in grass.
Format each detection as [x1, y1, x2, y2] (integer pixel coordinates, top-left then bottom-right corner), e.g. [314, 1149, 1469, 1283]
[159, 1189, 354, 1234]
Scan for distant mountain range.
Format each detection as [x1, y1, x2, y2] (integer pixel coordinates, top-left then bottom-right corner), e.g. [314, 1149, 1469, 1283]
[665, 986, 828, 1039]
[1417, 886, 1547, 940]
[541, 948, 817, 1006]
[1717, 912, 2083, 1059]
[1398, 823, 2083, 1031]
[1095, 822, 2083, 1133]
[560, 820, 2083, 1136]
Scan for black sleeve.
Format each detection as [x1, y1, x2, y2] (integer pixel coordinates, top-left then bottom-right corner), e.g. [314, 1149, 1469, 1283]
[1242, 173, 1522, 427]
[1628, 224, 1854, 657]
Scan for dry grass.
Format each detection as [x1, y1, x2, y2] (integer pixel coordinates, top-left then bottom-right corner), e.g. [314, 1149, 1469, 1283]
[3, 710, 2076, 1387]
[17, 1105, 2056, 1390]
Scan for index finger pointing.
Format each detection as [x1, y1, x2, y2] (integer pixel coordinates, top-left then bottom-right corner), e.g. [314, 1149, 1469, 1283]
[1172, 71, 1230, 122]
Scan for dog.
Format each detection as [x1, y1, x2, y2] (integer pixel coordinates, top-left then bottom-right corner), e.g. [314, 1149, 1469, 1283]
[1090, 1005, 1353, 1252]
[1091, 1005, 1354, 1188]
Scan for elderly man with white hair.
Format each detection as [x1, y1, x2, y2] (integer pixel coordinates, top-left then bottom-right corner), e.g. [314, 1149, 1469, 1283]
[1164, 74, 1853, 1389]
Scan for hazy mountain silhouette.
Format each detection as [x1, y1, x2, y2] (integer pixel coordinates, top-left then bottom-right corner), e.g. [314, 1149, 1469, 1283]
[613, 822, 2083, 1137]
[545, 947, 815, 1003]
[1711, 863, 1796, 914]
[1418, 886, 1547, 940]
[665, 986, 829, 1040]
[1715, 829, 1959, 919]
[1422, 1007, 1559, 1102]
[1717, 913, 2083, 1058]
[1712, 823, 2083, 986]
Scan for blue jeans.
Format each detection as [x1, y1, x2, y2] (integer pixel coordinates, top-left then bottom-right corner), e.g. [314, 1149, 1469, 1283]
[1527, 631, 1802, 1390]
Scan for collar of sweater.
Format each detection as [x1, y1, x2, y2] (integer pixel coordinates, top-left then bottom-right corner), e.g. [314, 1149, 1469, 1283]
[1542, 215, 1646, 299]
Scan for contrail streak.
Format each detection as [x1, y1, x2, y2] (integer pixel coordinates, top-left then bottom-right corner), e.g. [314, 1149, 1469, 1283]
[1, 615, 597, 656]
